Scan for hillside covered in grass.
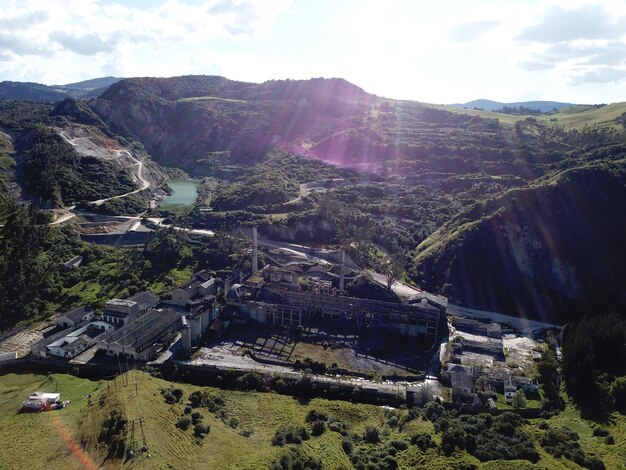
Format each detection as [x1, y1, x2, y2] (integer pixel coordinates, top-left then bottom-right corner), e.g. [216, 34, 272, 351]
[0, 371, 624, 469]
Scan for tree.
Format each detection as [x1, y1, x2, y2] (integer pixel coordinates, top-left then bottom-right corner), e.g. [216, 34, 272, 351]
[610, 377, 626, 413]
[537, 350, 560, 408]
[411, 382, 433, 407]
[562, 314, 626, 411]
[383, 248, 407, 293]
[143, 227, 189, 272]
[0, 200, 54, 329]
[512, 389, 527, 409]
[363, 425, 381, 443]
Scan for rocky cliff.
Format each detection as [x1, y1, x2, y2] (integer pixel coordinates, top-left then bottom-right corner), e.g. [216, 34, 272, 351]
[413, 162, 626, 321]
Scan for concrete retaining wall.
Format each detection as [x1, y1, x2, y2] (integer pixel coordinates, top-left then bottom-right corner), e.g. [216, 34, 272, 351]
[80, 231, 150, 245]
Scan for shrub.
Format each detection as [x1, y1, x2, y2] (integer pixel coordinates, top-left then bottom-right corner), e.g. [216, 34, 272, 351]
[161, 387, 182, 404]
[411, 433, 436, 451]
[438, 413, 538, 462]
[191, 412, 203, 425]
[389, 439, 408, 451]
[171, 388, 183, 402]
[441, 427, 466, 455]
[540, 425, 603, 467]
[236, 372, 265, 391]
[311, 420, 326, 436]
[162, 391, 176, 404]
[305, 409, 328, 423]
[604, 435, 615, 445]
[511, 389, 527, 409]
[328, 420, 349, 435]
[272, 425, 310, 446]
[423, 401, 445, 422]
[188, 390, 203, 408]
[387, 415, 399, 428]
[271, 448, 322, 470]
[363, 426, 381, 444]
[205, 393, 226, 413]
[342, 437, 353, 455]
[592, 427, 609, 437]
[381, 455, 398, 469]
[194, 423, 210, 437]
[610, 376, 626, 413]
[176, 416, 191, 431]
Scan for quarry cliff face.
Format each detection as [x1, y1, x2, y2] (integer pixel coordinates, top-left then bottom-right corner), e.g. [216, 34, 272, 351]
[263, 219, 334, 242]
[90, 98, 177, 161]
[413, 163, 626, 321]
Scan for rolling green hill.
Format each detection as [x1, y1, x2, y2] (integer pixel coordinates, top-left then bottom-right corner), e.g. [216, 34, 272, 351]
[438, 101, 626, 131]
[451, 99, 577, 113]
[1, 371, 624, 469]
[0, 77, 122, 103]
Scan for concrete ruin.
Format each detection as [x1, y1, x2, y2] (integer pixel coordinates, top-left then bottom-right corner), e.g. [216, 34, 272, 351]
[228, 265, 446, 338]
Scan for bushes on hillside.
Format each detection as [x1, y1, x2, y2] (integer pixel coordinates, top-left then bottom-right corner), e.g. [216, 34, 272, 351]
[272, 425, 310, 446]
[540, 425, 605, 469]
[411, 433, 436, 451]
[161, 387, 184, 404]
[270, 447, 322, 470]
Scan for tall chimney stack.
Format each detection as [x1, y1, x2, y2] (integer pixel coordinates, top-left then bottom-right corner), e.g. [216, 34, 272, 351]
[339, 249, 345, 292]
[252, 226, 258, 273]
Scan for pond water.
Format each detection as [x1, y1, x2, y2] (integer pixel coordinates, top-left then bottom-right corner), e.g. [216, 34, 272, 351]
[160, 180, 198, 210]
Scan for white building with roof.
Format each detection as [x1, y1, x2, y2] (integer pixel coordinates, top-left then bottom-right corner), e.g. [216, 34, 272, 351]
[172, 271, 216, 307]
[103, 298, 140, 326]
[45, 321, 113, 359]
[57, 306, 94, 329]
[99, 308, 182, 361]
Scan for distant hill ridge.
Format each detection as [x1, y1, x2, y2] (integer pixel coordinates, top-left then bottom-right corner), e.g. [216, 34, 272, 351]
[451, 99, 580, 113]
[99, 75, 370, 102]
[0, 77, 122, 102]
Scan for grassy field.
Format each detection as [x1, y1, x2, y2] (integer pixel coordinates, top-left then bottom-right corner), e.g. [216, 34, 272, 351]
[290, 342, 413, 377]
[1, 371, 624, 469]
[177, 96, 247, 103]
[432, 101, 626, 131]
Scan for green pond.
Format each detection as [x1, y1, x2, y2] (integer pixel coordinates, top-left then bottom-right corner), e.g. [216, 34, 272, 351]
[160, 180, 198, 210]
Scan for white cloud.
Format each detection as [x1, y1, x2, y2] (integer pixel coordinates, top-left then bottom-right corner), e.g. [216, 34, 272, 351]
[449, 20, 499, 42]
[0, 0, 291, 82]
[517, 4, 625, 43]
[570, 67, 626, 85]
[510, 2, 626, 92]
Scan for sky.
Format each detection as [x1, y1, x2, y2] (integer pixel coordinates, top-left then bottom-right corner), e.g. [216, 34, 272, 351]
[1, 0, 625, 104]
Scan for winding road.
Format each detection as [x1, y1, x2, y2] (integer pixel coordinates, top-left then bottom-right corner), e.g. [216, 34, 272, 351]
[51, 128, 153, 223]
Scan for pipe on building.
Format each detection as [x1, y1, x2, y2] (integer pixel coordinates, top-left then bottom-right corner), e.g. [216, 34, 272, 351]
[252, 226, 258, 273]
[339, 249, 345, 292]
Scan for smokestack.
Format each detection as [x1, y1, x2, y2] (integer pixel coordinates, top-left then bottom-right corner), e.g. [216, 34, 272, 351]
[181, 316, 191, 353]
[252, 226, 258, 273]
[339, 249, 345, 292]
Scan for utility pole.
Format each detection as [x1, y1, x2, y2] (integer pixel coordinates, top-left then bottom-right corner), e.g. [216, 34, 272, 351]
[139, 417, 147, 450]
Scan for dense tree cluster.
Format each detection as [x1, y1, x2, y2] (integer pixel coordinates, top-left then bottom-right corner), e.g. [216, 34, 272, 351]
[0, 201, 58, 328]
[23, 126, 136, 206]
[562, 313, 626, 417]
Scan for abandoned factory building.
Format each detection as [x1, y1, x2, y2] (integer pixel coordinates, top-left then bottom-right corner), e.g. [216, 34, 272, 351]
[228, 265, 446, 338]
